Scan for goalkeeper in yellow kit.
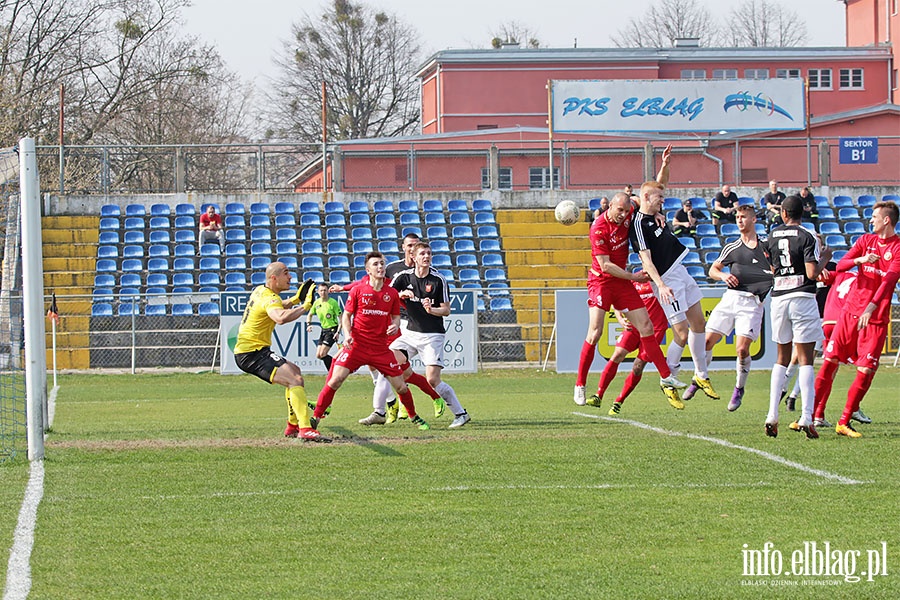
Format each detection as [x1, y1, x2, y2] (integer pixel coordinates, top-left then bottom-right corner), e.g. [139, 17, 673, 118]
[234, 262, 327, 442]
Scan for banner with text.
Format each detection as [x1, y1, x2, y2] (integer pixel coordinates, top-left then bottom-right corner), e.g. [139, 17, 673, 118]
[551, 79, 806, 133]
[219, 290, 479, 375]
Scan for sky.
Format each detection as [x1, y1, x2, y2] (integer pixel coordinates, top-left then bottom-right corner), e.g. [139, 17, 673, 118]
[181, 0, 847, 84]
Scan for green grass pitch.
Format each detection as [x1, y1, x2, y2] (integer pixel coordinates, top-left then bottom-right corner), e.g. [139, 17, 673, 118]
[1, 367, 899, 598]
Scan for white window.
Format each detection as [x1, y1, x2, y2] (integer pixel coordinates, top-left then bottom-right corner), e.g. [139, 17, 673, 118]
[481, 167, 512, 190]
[839, 68, 864, 89]
[776, 68, 801, 79]
[712, 69, 738, 80]
[808, 69, 832, 89]
[680, 69, 705, 79]
[529, 167, 559, 190]
[744, 69, 769, 79]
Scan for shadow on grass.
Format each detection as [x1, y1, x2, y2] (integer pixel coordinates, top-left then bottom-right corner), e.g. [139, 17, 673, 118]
[326, 426, 405, 456]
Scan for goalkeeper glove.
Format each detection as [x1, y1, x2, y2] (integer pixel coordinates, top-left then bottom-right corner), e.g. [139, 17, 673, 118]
[291, 278, 316, 310]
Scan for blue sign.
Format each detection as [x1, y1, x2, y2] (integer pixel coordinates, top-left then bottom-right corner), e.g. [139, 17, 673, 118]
[839, 137, 878, 164]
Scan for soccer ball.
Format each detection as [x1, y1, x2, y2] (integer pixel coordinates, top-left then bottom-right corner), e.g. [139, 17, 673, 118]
[554, 200, 580, 225]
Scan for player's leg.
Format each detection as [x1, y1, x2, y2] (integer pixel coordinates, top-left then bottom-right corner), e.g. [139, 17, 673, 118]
[693, 296, 733, 402]
[790, 341, 819, 438]
[283, 387, 299, 437]
[836, 325, 887, 437]
[684, 300, 718, 398]
[593, 344, 629, 406]
[624, 306, 678, 383]
[313, 356, 353, 420]
[575, 301, 606, 405]
[836, 367, 874, 438]
[386, 373, 429, 430]
[273, 362, 330, 442]
[609, 358, 647, 415]
[814, 314, 854, 422]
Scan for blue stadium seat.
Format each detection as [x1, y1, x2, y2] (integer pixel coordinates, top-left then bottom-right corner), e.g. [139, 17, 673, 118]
[198, 302, 219, 316]
[838, 207, 859, 220]
[250, 203, 270, 215]
[274, 202, 294, 215]
[94, 274, 116, 288]
[174, 244, 194, 257]
[302, 241, 323, 255]
[677, 237, 696, 249]
[843, 221, 866, 235]
[325, 255, 350, 270]
[479, 239, 501, 252]
[487, 282, 510, 296]
[98, 231, 119, 245]
[449, 212, 470, 225]
[148, 244, 169, 258]
[862, 207, 874, 219]
[882, 194, 900, 203]
[378, 240, 399, 253]
[328, 242, 349, 255]
[303, 256, 324, 270]
[251, 242, 272, 256]
[276, 242, 297, 255]
[352, 241, 373, 254]
[150, 203, 170, 216]
[431, 240, 450, 253]
[703, 251, 720, 264]
[91, 303, 113, 317]
[275, 214, 296, 228]
[456, 254, 477, 267]
[326, 228, 347, 241]
[173, 258, 195, 271]
[279, 256, 298, 269]
[92, 288, 114, 303]
[326, 213, 347, 227]
[427, 226, 448, 239]
[833, 196, 853, 208]
[696, 225, 717, 239]
[472, 199, 493, 212]
[250, 228, 271, 241]
[374, 213, 395, 226]
[302, 270, 324, 282]
[353, 255, 367, 269]
[350, 213, 371, 227]
[686, 265, 707, 280]
[348, 201, 369, 214]
[474, 212, 496, 225]
[627, 252, 641, 266]
[720, 223, 739, 236]
[373, 200, 393, 213]
[147, 273, 168, 287]
[490, 298, 513, 311]
[250, 256, 269, 270]
[224, 202, 245, 215]
[250, 272, 266, 286]
[825, 234, 847, 248]
[857, 195, 876, 207]
[482, 253, 504, 266]
[200, 203, 220, 214]
[301, 228, 322, 241]
[683, 252, 701, 265]
[817, 207, 836, 220]
[100, 204, 121, 217]
[484, 268, 506, 282]
[97, 245, 118, 259]
[199, 245, 220, 257]
[174, 216, 194, 229]
[324, 201, 344, 214]
[819, 222, 841, 235]
[699, 237, 721, 250]
[588, 198, 603, 212]
[175, 203, 195, 216]
[199, 257, 220, 271]
[663, 197, 682, 211]
[299, 202, 319, 214]
[123, 217, 144, 230]
[223, 257, 246, 272]
[122, 230, 143, 245]
[224, 272, 246, 287]
[422, 200, 442, 213]
[171, 303, 193, 316]
[458, 269, 480, 283]
[121, 259, 142, 272]
[330, 270, 351, 285]
[224, 215, 245, 228]
[477, 225, 499, 239]
[832, 250, 848, 262]
[448, 199, 468, 212]
[99, 217, 119, 231]
[300, 214, 321, 227]
[424, 212, 446, 225]
[117, 301, 140, 317]
[351, 227, 373, 240]
[431, 254, 452, 268]
[125, 204, 146, 216]
[738, 197, 755, 207]
[249, 215, 270, 228]
[149, 230, 170, 244]
[376, 227, 397, 240]
[225, 229, 245, 242]
[451, 240, 473, 253]
[398, 200, 418, 212]
[402, 226, 423, 238]
[145, 304, 167, 316]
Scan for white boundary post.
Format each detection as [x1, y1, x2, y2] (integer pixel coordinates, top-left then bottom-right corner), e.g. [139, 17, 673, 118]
[19, 137, 46, 460]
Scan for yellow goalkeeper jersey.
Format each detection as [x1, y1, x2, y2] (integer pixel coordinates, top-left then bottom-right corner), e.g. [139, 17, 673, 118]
[234, 286, 283, 353]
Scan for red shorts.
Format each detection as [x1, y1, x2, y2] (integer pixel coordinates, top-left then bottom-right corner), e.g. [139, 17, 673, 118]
[334, 342, 405, 377]
[823, 313, 888, 371]
[822, 322, 835, 342]
[587, 277, 644, 312]
[617, 325, 667, 362]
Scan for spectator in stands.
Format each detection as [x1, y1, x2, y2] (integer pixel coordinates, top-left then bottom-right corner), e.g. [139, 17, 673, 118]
[671, 198, 705, 236]
[592, 196, 610, 220]
[199, 205, 225, 251]
[623, 184, 633, 197]
[764, 180, 786, 228]
[799, 186, 819, 228]
[712, 184, 738, 226]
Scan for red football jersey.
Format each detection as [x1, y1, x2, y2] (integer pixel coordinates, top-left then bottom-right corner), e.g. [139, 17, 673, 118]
[590, 211, 633, 280]
[821, 270, 856, 325]
[345, 280, 401, 346]
[633, 280, 669, 334]
[835, 233, 900, 325]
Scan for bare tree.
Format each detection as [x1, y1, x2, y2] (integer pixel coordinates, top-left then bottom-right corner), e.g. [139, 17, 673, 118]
[611, 0, 722, 48]
[727, 0, 807, 47]
[264, 0, 421, 143]
[490, 21, 541, 49]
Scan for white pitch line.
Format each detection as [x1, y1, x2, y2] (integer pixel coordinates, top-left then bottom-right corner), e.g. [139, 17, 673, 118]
[574, 412, 866, 485]
[3, 460, 44, 600]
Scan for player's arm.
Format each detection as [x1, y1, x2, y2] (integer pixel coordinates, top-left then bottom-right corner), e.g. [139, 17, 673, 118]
[655, 144, 672, 188]
[266, 303, 306, 325]
[806, 246, 833, 281]
[341, 307, 354, 346]
[708, 260, 738, 288]
[330, 277, 363, 294]
[859, 263, 900, 328]
[596, 253, 643, 281]
[636, 249, 674, 304]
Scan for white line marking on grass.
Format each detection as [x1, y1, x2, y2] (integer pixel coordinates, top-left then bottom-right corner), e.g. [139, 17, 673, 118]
[574, 412, 867, 485]
[3, 459, 44, 600]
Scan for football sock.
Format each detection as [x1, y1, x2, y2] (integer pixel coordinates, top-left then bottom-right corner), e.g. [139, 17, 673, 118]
[840, 370, 874, 425]
[813, 359, 839, 419]
[706, 349, 714, 372]
[285, 388, 298, 426]
[397, 388, 417, 419]
[798, 365, 815, 425]
[597, 360, 619, 398]
[783, 362, 798, 395]
[767, 363, 788, 423]
[435, 381, 464, 414]
[791, 376, 801, 398]
[289, 386, 312, 428]
[406, 371, 440, 400]
[576, 341, 595, 387]
[736, 355, 751, 389]
[639, 335, 670, 378]
[372, 373, 393, 412]
[616, 372, 641, 403]
[666, 340, 685, 375]
[322, 354, 333, 370]
[314, 384, 337, 420]
[688, 330, 708, 379]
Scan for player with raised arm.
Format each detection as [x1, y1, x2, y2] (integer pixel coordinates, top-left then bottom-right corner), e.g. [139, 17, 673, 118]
[574, 191, 687, 410]
[812, 201, 900, 438]
[312, 252, 430, 431]
[233, 266, 324, 441]
[630, 151, 718, 403]
[764, 196, 831, 439]
[703, 204, 774, 411]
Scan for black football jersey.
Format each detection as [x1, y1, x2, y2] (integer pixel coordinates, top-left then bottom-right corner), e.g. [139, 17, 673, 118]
[390, 268, 449, 334]
[766, 225, 820, 297]
[714, 236, 774, 300]
[629, 211, 688, 276]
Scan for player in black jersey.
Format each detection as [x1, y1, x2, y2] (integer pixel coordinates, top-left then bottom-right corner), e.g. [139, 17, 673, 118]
[631, 171, 719, 402]
[763, 196, 831, 439]
[703, 205, 774, 411]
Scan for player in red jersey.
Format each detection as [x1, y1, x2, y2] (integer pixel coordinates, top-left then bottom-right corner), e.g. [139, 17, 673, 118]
[312, 252, 430, 431]
[575, 192, 688, 410]
[589, 279, 671, 415]
[813, 201, 900, 438]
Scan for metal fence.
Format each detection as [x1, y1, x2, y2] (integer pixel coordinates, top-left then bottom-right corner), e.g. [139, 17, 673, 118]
[1, 178, 27, 462]
[36, 136, 900, 196]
